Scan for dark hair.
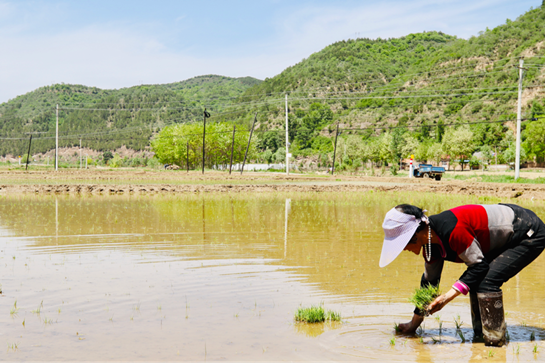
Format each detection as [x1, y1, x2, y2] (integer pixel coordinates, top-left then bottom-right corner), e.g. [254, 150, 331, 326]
[395, 204, 427, 234]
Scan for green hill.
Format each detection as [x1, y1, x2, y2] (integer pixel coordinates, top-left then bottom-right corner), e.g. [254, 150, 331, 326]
[234, 5, 545, 165]
[0, 75, 261, 156]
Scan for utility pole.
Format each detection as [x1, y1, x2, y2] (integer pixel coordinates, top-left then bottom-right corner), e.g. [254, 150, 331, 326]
[495, 146, 498, 171]
[229, 126, 236, 175]
[79, 138, 82, 169]
[25, 134, 33, 171]
[285, 94, 289, 175]
[515, 58, 525, 180]
[202, 109, 210, 174]
[241, 113, 257, 174]
[332, 124, 340, 175]
[55, 104, 59, 171]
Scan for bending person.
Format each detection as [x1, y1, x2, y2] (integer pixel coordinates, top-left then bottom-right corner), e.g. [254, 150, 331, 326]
[380, 203, 545, 346]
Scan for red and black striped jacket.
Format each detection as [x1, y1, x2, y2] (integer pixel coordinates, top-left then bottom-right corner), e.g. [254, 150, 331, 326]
[423, 204, 515, 294]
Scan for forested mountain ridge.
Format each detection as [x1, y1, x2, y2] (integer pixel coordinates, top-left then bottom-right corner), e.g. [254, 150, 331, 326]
[0, 75, 260, 156]
[235, 5, 545, 167]
[244, 31, 458, 99]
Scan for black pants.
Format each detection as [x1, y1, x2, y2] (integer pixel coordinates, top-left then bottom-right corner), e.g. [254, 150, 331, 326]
[477, 204, 545, 293]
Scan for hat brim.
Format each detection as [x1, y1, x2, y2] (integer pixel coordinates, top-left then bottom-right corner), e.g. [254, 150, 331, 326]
[379, 223, 419, 267]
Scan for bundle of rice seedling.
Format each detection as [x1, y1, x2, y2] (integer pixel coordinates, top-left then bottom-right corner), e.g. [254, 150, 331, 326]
[294, 305, 341, 323]
[409, 285, 440, 315]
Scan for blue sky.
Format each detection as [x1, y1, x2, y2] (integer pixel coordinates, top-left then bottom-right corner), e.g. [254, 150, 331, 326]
[0, 0, 540, 103]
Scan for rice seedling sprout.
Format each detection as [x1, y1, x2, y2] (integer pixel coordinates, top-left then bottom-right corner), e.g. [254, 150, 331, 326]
[10, 307, 18, 316]
[488, 349, 495, 357]
[389, 336, 396, 346]
[457, 330, 466, 342]
[454, 314, 463, 329]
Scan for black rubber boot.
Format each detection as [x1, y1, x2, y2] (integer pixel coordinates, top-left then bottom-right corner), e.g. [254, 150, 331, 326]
[470, 292, 483, 340]
[477, 291, 506, 347]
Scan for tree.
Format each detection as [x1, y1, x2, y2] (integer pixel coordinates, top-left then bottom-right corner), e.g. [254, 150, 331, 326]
[442, 126, 475, 170]
[376, 131, 394, 164]
[400, 134, 420, 161]
[302, 103, 333, 130]
[336, 135, 365, 169]
[523, 119, 545, 162]
[258, 131, 284, 153]
[295, 126, 313, 149]
[436, 119, 445, 142]
[503, 143, 528, 165]
[151, 122, 256, 169]
[478, 145, 494, 166]
[427, 142, 444, 165]
[103, 151, 113, 164]
[109, 154, 123, 168]
[259, 149, 274, 164]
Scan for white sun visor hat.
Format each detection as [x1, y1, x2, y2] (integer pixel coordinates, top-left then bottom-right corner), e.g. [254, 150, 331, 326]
[379, 207, 426, 267]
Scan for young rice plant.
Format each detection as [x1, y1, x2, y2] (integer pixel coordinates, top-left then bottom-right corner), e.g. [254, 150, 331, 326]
[294, 305, 341, 323]
[409, 285, 440, 315]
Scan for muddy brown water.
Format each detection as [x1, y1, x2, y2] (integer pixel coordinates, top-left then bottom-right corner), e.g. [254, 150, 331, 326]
[0, 192, 544, 361]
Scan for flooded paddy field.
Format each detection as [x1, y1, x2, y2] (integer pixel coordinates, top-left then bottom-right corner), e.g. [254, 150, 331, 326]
[0, 192, 544, 361]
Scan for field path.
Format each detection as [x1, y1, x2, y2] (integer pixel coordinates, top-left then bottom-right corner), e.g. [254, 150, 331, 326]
[0, 169, 542, 199]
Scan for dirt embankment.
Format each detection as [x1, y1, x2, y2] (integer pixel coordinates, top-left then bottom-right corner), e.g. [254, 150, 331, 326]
[0, 169, 542, 199]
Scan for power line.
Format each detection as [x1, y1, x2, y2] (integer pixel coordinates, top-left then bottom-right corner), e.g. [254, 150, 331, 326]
[1, 87, 538, 140]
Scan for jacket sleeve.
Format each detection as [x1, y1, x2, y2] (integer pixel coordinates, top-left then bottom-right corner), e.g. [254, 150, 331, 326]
[413, 259, 444, 316]
[457, 238, 489, 291]
[458, 258, 490, 292]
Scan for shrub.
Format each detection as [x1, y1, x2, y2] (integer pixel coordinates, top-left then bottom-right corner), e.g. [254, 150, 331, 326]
[103, 151, 113, 164]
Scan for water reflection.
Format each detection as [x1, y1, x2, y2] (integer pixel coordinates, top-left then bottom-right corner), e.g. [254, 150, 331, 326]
[294, 320, 342, 338]
[0, 192, 544, 361]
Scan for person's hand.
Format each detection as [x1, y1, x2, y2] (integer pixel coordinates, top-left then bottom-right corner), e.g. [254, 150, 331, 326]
[427, 287, 461, 315]
[396, 314, 424, 334]
[427, 294, 447, 314]
[397, 321, 418, 334]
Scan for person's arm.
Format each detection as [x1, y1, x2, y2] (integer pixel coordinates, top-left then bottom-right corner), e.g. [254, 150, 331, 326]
[397, 314, 424, 334]
[427, 287, 461, 314]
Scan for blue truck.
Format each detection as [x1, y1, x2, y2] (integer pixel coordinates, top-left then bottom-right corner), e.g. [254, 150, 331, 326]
[413, 164, 445, 181]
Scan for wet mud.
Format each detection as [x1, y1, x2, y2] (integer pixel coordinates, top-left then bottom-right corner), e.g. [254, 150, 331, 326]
[0, 169, 542, 199]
